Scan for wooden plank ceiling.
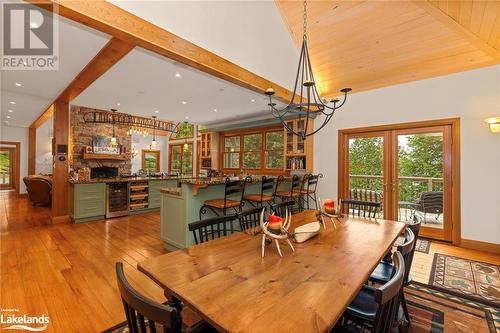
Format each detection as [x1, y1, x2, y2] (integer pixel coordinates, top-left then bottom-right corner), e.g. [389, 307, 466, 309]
[276, 1, 500, 98]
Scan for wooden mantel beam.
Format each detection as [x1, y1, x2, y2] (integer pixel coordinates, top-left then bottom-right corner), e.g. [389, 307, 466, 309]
[26, 0, 293, 103]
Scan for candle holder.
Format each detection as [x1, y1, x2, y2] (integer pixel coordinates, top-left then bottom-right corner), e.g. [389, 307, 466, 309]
[259, 209, 295, 258]
[317, 197, 343, 229]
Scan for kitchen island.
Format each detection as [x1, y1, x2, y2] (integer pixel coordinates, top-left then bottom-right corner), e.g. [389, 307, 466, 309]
[160, 176, 292, 250]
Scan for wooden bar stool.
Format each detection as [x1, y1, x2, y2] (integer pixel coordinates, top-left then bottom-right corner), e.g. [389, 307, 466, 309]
[298, 173, 323, 209]
[273, 175, 302, 211]
[243, 176, 275, 208]
[199, 177, 249, 219]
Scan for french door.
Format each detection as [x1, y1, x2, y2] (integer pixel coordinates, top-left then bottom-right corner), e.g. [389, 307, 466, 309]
[0, 147, 15, 190]
[339, 119, 459, 243]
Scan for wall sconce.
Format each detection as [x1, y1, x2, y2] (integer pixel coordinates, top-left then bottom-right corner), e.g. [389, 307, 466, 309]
[485, 117, 500, 133]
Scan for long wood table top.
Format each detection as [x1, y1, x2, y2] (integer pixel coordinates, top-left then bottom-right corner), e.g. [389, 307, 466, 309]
[138, 210, 406, 333]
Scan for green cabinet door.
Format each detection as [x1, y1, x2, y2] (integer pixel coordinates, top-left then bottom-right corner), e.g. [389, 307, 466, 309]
[73, 183, 106, 220]
[148, 180, 169, 208]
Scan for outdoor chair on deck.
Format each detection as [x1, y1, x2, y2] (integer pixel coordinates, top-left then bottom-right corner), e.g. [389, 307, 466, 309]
[414, 191, 443, 224]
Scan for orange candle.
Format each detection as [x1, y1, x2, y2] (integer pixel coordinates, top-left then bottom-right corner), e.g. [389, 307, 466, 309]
[323, 199, 336, 214]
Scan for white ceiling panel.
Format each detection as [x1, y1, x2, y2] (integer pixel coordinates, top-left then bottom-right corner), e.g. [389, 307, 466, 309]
[1, 4, 110, 127]
[74, 47, 280, 125]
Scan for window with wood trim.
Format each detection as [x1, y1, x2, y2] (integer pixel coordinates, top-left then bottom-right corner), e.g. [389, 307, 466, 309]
[243, 133, 262, 169]
[169, 143, 193, 176]
[265, 131, 284, 169]
[141, 150, 160, 173]
[223, 136, 240, 169]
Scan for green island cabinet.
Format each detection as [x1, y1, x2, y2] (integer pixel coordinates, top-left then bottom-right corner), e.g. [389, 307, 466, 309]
[70, 183, 106, 223]
[148, 180, 171, 208]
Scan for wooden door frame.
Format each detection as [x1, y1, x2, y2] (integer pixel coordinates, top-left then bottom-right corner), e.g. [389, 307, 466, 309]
[338, 118, 461, 246]
[0, 141, 21, 197]
[141, 149, 160, 172]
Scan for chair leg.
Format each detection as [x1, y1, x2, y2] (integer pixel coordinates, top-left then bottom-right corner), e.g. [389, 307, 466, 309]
[402, 292, 411, 324]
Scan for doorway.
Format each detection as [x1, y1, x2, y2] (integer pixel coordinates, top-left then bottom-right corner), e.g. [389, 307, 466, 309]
[0, 142, 20, 196]
[338, 119, 460, 243]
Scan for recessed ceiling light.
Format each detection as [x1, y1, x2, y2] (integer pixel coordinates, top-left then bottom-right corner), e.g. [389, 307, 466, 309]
[15, 83, 22, 87]
[154, 110, 159, 114]
[8, 110, 13, 113]
[6, 115, 11, 119]
[30, 22, 40, 29]
[10, 101, 15, 105]
[117, 103, 121, 106]
[213, 108, 217, 112]
[251, 99, 255, 102]
[185, 116, 189, 120]
[181, 101, 187, 105]
[175, 73, 181, 78]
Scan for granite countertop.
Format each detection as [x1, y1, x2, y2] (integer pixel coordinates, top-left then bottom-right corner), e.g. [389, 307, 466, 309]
[179, 175, 290, 186]
[68, 175, 182, 184]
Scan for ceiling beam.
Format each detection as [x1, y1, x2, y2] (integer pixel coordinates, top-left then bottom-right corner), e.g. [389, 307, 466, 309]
[414, 1, 500, 61]
[26, 0, 293, 103]
[29, 37, 134, 129]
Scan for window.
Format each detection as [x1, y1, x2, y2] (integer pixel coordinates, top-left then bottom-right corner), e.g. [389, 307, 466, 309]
[223, 136, 240, 169]
[221, 127, 284, 172]
[243, 134, 262, 169]
[171, 123, 194, 139]
[142, 150, 160, 173]
[169, 143, 193, 176]
[265, 131, 284, 169]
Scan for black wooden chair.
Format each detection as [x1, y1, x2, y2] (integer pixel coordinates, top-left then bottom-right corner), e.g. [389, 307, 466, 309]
[273, 175, 303, 212]
[188, 215, 237, 245]
[414, 191, 443, 223]
[297, 173, 322, 209]
[237, 206, 265, 231]
[270, 200, 295, 217]
[341, 198, 381, 218]
[335, 251, 405, 333]
[199, 177, 250, 219]
[243, 176, 275, 208]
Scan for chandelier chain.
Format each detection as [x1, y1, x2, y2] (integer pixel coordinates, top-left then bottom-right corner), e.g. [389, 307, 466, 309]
[303, 0, 307, 38]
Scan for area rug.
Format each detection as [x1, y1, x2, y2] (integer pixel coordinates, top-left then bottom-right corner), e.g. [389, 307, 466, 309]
[104, 283, 500, 333]
[429, 253, 500, 307]
[415, 238, 431, 254]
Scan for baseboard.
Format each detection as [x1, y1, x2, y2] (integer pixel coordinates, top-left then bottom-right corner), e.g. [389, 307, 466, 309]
[460, 238, 500, 254]
[51, 215, 70, 224]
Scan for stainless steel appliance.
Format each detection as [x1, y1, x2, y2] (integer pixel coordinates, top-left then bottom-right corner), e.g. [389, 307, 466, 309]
[106, 182, 129, 218]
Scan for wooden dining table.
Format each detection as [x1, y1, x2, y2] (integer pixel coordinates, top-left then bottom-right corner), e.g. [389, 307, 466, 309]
[138, 210, 406, 333]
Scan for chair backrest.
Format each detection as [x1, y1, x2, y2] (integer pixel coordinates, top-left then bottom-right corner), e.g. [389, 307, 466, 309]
[188, 215, 237, 244]
[260, 176, 275, 200]
[270, 200, 295, 217]
[224, 177, 243, 206]
[23, 176, 52, 205]
[240, 176, 253, 201]
[349, 188, 383, 203]
[397, 228, 415, 284]
[305, 173, 322, 193]
[290, 174, 303, 192]
[372, 251, 405, 333]
[273, 175, 286, 196]
[419, 191, 443, 214]
[115, 262, 182, 333]
[341, 198, 381, 218]
[405, 215, 422, 283]
[238, 207, 266, 231]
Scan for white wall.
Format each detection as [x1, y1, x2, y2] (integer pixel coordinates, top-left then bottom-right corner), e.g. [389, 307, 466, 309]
[35, 117, 53, 175]
[131, 133, 168, 173]
[0, 125, 29, 193]
[314, 65, 500, 245]
[110, 1, 299, 90]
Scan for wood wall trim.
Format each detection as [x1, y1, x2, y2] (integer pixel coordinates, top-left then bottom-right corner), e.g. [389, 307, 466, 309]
[28, 128, 36, 175]
[337, 118, 461, 246]
[0, 141, 21, 197]
[26, 0, 293, 103]
[460, 239, 500, 255]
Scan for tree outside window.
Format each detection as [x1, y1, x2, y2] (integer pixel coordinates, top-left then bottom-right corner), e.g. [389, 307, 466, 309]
[223, 136, 240, 169]
[265, 131, 284, 169]
[243, 134, 262, 169]
[142, 150, 160, 173]
[171, 123, 194, 139]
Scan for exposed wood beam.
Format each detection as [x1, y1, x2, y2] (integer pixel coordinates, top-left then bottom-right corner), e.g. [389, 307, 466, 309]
[414, 1, 500, 61]
[30, 104, 53, 129]
[28, 128, 36, 175]
[26, 0, 293, 103]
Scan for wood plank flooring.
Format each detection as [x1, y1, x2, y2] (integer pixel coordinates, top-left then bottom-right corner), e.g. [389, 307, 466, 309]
[1, 194, 498, 332]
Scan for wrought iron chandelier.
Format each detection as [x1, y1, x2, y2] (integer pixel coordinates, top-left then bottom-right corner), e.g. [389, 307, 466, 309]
[266, 0, 352, 139]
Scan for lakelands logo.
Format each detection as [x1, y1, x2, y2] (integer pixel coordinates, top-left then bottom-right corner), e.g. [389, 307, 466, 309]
[1, 2, 59, 70]
[1, 309, 49, 331]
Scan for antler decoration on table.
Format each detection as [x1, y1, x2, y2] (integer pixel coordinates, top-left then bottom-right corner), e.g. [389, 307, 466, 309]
[259, 208, 295, 258]
[317, 197, 342, 230]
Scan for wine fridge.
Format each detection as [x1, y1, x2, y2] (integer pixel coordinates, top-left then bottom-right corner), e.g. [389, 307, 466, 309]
[106, 182, 129, 218]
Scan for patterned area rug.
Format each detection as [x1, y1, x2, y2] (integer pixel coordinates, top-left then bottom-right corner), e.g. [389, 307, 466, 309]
[430, 253, 500, 307]
[415, 238, 431, 254]
[104, 283, 500, 333]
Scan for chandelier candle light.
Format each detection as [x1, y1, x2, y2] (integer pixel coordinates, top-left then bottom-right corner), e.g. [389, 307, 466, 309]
[266, 0, 352, 139]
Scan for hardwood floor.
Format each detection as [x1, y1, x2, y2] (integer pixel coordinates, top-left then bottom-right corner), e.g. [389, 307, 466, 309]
[1, 194, 498, 332]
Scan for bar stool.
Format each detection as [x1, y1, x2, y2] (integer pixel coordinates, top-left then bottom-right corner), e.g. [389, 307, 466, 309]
[298, 173, 323, 209]
[199, 177, 250, 219]
[243, 176, 275, 208]
[273, 175, 302, 211]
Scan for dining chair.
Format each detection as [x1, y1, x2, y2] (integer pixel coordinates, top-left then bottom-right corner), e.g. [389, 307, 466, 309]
[199, 177, 249, 219]
[243, 176, 275, 208]
[270, 200, 295, 217]
[188, 215, 237, 245]
[237, 206, 266, 231]
[335, 251, 405, 333]
[340, 198, 381, 218]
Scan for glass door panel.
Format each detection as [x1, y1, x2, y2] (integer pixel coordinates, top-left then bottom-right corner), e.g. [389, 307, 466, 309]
[347, 134, 387, 218]
[0, 148, 14, 189]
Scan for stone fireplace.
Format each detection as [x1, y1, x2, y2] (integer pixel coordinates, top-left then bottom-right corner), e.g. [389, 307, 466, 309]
[70, 105, 132, 175]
